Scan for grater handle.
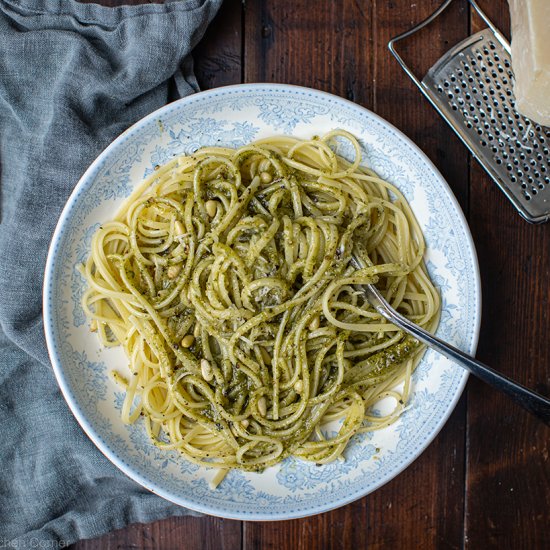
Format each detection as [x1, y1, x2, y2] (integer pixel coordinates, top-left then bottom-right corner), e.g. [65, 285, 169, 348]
[363, 282, 550, 427]
[388, 0, 509, 106]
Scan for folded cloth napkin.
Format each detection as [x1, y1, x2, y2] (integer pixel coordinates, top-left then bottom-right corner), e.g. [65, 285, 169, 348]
[0, 0, 222, 545]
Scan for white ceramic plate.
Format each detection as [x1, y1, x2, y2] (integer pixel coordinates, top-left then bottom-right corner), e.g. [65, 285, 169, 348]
[43, 84, 481, 520]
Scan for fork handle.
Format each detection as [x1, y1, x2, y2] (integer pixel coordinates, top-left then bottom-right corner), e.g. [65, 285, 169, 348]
[370, 291, 550, 427]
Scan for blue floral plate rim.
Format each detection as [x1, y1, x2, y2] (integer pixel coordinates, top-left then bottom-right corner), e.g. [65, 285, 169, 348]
[43, 83, 481, 520]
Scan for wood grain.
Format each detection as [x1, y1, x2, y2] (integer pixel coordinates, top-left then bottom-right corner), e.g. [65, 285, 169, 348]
[194, 0, 242, 90]
[73, 516, 241, 550]
[465, 3, 550, 549]
[363, 2, 470, 549]
[467, 6, 550, 546]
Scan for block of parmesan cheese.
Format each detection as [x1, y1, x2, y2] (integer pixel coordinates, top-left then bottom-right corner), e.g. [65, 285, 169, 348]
[508, 0, 550, 127]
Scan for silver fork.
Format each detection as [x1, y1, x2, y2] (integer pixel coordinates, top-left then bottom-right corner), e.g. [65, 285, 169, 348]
[361, 281, 550, 426]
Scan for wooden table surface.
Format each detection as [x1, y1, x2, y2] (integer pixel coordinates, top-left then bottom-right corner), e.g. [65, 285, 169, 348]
[73, 1, 549, 548]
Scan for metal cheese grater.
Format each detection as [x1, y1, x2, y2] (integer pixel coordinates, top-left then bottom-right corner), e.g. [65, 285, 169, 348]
[388, 0, 550, 224]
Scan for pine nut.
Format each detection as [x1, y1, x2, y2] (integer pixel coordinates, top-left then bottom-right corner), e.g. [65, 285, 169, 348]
[181, 334, 194, 348]
[201, 359, 214, 382]
[241, 419, 250, 428]
[308, 315, 320, 331]
[260, 347, 272, 366]
[167, 264, 182, 279]
[260, 171, 272, 184]
[294, 380, 303, 393]
[257, 396, 267, 417]
[205, 200, 218, 217]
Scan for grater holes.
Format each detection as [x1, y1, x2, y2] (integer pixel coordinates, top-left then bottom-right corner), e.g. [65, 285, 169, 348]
[430, 41, 550, 207]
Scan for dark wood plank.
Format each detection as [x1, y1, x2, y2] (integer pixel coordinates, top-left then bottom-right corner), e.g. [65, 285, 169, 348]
[465, 4, 550, 549]
[243, 0, 374, 550]
[365, 3, 470, 548]
[243, 4, 375, 547]
[194, 0, 242, 90]
[244, 0, 375, 106]
[243, 500, 368, 550]
[73, 516, 241, 550]
[243, 2, 469, 549]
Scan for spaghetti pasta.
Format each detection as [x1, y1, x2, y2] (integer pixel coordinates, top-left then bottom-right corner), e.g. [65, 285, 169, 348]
[81, 130, 440, 486]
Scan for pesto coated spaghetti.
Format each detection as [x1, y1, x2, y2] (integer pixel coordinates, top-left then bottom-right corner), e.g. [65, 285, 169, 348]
[82, 130, 440, 487]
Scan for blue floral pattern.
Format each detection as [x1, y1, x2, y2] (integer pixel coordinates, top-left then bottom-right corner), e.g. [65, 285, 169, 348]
[43, 84, 480, 521]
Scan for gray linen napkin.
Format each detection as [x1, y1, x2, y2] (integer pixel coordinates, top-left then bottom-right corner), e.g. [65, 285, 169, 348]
[0, 0, 222, 545]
